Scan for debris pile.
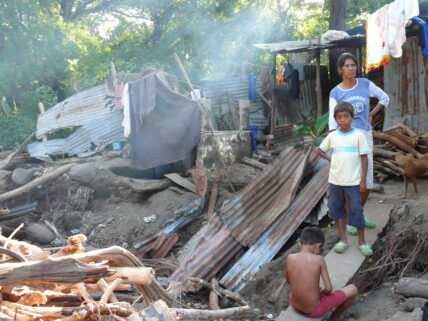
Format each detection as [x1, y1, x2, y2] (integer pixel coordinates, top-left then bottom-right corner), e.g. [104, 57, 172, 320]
[372, 123, 428, 183]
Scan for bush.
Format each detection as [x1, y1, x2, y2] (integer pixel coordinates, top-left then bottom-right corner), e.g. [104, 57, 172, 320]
[0, 111, 36, 148]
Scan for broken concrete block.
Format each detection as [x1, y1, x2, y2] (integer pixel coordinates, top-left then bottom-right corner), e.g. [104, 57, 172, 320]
[0, 170, 11, 180]
[25, 223, 56, 245]
[69, 163, 97, 184]
[11, 168, 35, 185]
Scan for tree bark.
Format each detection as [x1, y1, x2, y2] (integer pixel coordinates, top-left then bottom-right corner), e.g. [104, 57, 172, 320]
[373, 147, 399, 159]
[394, 277, 428, 299]
[0, 164, 74, 202]
[372, 131, 422, 158]
[170, 306, 252, 320]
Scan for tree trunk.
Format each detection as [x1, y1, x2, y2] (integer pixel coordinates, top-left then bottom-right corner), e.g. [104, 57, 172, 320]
[328, 0, 348, 85]
[394, 277, 428, 299]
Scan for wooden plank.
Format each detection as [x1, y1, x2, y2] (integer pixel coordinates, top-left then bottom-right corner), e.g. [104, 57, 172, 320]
[164, 173, 196, 194]
[277, 202, 393, 321]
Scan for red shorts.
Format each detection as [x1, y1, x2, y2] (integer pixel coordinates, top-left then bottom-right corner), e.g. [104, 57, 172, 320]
[290, 290, 347, 318]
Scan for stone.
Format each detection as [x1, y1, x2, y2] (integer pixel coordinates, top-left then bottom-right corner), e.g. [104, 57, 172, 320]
[11, 168, 35, 185]
[397, 205, 409, 216]
[60, 212, 83, 231]
[399, 297, 427, 312]
[69, 163, 97, 184]
[0, 170, 11, 180]
[25, 223, 55, 245]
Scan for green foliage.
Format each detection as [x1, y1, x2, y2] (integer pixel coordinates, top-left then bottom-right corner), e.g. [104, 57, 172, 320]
[0, 110, 35, 148]
[292, 112, 329, 147]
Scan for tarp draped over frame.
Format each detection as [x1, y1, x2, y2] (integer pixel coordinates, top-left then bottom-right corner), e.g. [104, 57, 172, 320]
[129, 73, 201, 170]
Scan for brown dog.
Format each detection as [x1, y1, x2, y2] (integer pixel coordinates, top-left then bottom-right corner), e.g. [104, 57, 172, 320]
[395, 154, 428, 198]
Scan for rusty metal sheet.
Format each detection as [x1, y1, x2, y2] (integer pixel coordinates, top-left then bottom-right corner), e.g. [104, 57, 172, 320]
[220, 147, 309, 246]
[36, 85, 112, 138]
[170, 226, 241, 289]
[253, 35, 365, 54]
[28, 110, 124, 158]
[202, 75, 266, 130]
[384, 36, 428, 132]
[220, 163, 329, 291]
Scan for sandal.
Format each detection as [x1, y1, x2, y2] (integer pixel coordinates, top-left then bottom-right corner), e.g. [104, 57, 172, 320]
[346, 225, 357, 235]
[365, 219, 376, 228]
[359, 244, 373, 256]
[333, 241, 349, 253]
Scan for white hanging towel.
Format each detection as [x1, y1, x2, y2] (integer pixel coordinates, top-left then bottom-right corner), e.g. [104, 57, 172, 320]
[365, 0, 419, 73]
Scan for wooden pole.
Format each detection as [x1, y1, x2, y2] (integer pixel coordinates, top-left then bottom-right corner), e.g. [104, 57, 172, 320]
[0, 164, 74, 203]
[173, 53, 235, 192]
[0, 131, 35, 170]
[38, 103, 48, 141]
[315, 48, 323, 118]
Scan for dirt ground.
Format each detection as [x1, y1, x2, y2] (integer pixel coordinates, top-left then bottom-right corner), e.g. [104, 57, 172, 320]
[240, 178, 428, 320]
[2, 158, 428, 321]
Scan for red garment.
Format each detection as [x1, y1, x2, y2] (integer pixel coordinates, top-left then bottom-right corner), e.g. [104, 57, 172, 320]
[289, 290, 347, 318]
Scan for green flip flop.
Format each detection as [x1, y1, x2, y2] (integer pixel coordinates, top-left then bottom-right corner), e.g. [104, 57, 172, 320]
[334, 241, 349, 253]
[365, 219, 376, 228]
[359, 244, 373, 256]
[346, 225, 357, 235]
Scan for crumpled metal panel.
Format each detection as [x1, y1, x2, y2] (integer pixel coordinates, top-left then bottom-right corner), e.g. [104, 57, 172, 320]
[220, 163, 329, 291]
[253, 35, 365, 54]
[28, 111, 124, 158]
[383, 36, 428, 132]
[220, 147, 308, 246]
[36, 85, 112, 138]
[202, 75, 266, 130]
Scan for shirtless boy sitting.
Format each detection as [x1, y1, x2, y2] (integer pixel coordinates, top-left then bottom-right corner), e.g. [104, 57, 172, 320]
[285, 227, 358, 320]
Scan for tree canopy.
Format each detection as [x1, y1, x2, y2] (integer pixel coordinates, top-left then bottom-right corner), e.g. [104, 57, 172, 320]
[0, 0, 409, 146]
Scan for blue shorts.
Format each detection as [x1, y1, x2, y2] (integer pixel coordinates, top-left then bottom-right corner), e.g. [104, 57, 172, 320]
[328, 183, 365, 228]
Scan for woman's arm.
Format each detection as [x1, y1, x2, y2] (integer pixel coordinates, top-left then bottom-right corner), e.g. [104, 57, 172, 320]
[368, 81, 389, 124]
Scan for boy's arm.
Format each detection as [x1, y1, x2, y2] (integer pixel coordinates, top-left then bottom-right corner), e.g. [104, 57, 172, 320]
[360, 154, 368, 195]
[316, 147, 331, 162]
[320, 257, 333, 294]
[285, 257, 290, 283]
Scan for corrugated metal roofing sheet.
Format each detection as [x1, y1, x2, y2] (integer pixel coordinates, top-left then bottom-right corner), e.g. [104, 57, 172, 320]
[28, 111, 124, 158]
[220, 163, 329, 291]
[253, 35, 365, 54]
[220, 147, 308, 246]
[36, 85, 113, 138]
[383, 36, 428, 132]
[202, 75, 267, 130]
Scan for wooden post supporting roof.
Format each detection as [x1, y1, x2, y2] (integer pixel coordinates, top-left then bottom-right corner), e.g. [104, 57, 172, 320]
[315, 48, 323, 118]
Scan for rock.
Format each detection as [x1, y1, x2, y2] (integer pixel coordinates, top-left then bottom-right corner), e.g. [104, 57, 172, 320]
[0, 170, 11, 180]
[371, 183, 384, 193]
[400, 297, 427, 312]
[69, 163, 97, 184]
[25, 223, 55, 245]
[11, 168, 35, 185]
[397, 205, 409, 216]
[60, 212, 83, 231]
[381, 309, 422, 321]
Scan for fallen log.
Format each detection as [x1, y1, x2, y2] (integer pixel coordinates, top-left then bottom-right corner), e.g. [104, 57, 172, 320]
[189, 278, 248, 306]
[394, 277, 428, 299]
[97, 278, 119, 303]
[100, 278, 123, 304]
[374, 163, 401, 177]
[170, 305, 252, 320]
[0, 164, 74, 203]
[376, 158, 404, 175]
[389, 131, 418, 147]
[105, 267, 155, 285]
[373, 147, 399, 159]
[0, 257, 111, 285]
[138, 300, 177, 321]
[71, 246, 175, 306]
[0, 131, 35, 170]
[241, 157, 266, 170]
[384, 123, 417, 137]
[372, 131, 422, 158]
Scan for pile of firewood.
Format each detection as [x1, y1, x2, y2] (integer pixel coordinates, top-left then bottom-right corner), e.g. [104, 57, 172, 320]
[0, 233, 251, 321]
[372, 123, 428, 183]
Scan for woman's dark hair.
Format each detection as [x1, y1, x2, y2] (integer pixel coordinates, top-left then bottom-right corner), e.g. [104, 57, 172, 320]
[300, 227, 325, 245]
[337, 52, 358, 69]
[334, 101, 354, 118]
